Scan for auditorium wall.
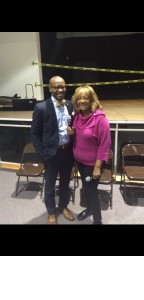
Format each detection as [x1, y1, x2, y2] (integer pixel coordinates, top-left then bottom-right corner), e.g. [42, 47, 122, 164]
[0, 32, 44, 100]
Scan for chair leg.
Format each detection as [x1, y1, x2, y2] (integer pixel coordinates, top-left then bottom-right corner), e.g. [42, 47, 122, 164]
[110, 182, 113, 209]
[71, 175, 79, 204]
[123, 174, 127, 203]
[40, 176, 45, 199]
[71, 190, 75, 204]
[124, 184, 126, 203]
[72, 177, 77, 205]
[15, 176, 20, 196]
[72, 188, 75, 204]
[75, 175, 79, 188]
[120, 171, 122, 188]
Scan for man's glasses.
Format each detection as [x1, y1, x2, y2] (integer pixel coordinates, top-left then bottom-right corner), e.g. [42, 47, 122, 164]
[50, 85, 66, 90]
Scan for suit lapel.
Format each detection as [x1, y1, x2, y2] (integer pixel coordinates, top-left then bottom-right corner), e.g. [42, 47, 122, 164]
[45, 98, 57, 124]
[66, 101, 73, 115]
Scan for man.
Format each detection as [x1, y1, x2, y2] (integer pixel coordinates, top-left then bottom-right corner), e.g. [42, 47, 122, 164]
[31, 76, 75, 224]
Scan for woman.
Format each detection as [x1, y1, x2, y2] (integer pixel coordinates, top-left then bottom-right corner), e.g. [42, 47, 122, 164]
[69, 85, 111, 224]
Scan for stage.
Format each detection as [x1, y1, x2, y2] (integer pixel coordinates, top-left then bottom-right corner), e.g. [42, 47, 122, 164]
[0, 99, 144, 176]
[0, 99, 144, 121]
[101, 99, 144, 121]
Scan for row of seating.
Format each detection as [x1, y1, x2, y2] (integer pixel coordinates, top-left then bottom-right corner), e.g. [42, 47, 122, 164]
[15, 142, 144, 208]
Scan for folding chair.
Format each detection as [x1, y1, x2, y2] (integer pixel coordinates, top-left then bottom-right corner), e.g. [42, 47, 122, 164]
[55, 164, 79, 204]
[99, 149, 114, 209]
[15, 142, 44, 198]
[120, 144, 144, 202]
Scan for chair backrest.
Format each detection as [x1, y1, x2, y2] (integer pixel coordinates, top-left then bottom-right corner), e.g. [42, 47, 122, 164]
[122, 144, 144, 167]
[122, 144, 144, 157]
[99, 149, 113, 183]
[23, 142, 36, 153]
[56, 164, 79, 204]
[99, 149, 114, 209]
[70, 165, 79, 179]
[22, 142, 42, 164]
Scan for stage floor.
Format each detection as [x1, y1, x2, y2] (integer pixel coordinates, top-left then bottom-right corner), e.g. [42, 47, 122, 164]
[101, 99, 144, 122]
[0, 99, 144, 122]
[0, 99, 144, 175]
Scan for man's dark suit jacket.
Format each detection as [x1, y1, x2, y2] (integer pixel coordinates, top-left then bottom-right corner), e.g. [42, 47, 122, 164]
[31, 98, 73, 160]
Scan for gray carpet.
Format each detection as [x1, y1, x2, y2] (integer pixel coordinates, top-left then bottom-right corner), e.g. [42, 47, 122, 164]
[0, 168, 144, 224]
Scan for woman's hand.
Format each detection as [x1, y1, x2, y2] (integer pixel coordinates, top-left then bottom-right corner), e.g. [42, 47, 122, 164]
[93, 166, 101, 179]
[67, 126, 74, 136]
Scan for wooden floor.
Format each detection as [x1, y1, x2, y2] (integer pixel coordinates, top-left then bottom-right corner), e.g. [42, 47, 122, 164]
[0, 99, 144, 122]
[0, 110, 32, 120]
[101, 99, 144, 121]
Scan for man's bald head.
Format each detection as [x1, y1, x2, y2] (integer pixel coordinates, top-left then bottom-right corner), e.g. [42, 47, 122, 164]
[49, 76, 65, 86]
[49, 76, 66, 100]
